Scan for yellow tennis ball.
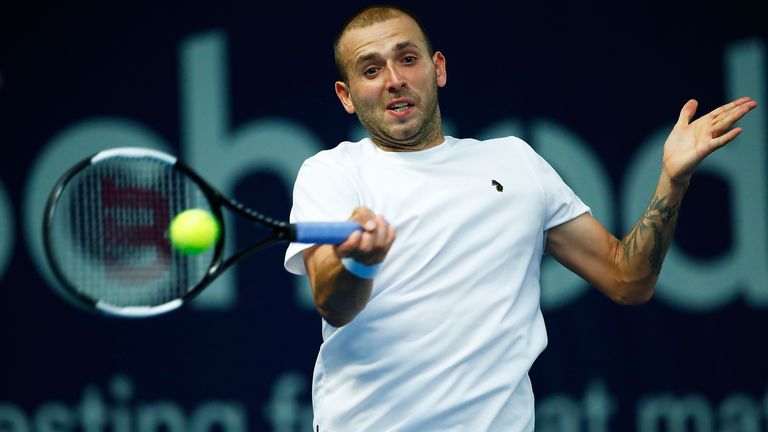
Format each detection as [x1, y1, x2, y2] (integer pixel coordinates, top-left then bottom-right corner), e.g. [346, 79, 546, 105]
[169, 209, 220, 254]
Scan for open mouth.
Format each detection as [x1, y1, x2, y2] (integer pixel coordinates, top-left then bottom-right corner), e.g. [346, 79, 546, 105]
[387, 99, 414, 113]
[389, 102, 412, 112]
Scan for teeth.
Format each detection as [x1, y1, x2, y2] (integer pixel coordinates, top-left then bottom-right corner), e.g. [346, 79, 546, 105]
[390, 102, 409, 110]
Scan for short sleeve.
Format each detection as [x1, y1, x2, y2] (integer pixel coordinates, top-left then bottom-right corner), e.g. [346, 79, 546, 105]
[520, 141, 590, 230]
[284, 155, 360, 275]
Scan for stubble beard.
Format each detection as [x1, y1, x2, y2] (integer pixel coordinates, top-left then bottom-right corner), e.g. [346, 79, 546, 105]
[353, 83, 444, 152]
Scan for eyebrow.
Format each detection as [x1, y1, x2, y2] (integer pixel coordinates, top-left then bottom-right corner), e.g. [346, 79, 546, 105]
[354, 41, 421, 68]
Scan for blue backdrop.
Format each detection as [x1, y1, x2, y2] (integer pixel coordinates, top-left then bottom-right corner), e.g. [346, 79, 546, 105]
[1, 1, 767, 431]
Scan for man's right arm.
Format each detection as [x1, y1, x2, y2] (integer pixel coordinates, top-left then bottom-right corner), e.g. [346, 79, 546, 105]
[303, 207, 396, 327]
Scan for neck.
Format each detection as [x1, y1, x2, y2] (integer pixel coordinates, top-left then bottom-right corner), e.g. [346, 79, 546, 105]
[371, 108, 445, 152]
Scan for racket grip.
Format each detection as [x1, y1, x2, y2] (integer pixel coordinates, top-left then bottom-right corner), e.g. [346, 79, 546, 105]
[293, 222, 361, 244]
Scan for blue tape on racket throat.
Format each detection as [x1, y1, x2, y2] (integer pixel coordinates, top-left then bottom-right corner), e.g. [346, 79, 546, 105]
[341, 258, 380, 279]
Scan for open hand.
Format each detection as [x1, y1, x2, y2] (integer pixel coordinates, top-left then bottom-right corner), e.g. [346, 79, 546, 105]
[662, 96, 758, 185]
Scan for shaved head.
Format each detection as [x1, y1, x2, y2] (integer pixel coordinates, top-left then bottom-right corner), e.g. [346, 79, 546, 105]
[334, 6, 434, 83]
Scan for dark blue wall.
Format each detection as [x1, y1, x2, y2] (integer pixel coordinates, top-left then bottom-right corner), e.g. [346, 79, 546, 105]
[1, 1, 766, 431]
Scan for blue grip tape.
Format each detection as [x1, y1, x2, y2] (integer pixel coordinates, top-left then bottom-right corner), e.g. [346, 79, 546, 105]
[294, 222, 360, 244]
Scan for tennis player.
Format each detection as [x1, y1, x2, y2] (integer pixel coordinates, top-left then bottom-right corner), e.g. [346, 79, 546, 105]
[284, 6, 757, 431]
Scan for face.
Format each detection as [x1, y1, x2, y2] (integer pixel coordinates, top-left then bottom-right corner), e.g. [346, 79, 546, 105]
[335, 15, 447, 151]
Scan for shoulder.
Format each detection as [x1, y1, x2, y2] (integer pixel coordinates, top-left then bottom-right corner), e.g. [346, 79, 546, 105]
[299, 138, 372, 175]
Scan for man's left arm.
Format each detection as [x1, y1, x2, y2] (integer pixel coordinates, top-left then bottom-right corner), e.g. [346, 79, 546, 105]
[546, 97, 758, 304]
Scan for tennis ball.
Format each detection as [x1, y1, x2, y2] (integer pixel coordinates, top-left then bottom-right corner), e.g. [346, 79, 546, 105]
[169, 209, 220, 254]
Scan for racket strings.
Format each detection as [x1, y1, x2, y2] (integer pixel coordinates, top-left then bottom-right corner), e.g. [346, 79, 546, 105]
[48, 156, 214, 309]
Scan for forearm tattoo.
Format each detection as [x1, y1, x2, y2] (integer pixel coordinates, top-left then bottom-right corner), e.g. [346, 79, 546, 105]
[622, 194, 681, 275]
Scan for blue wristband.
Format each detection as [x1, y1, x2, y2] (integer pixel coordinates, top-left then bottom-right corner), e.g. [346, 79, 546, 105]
[341, 258, 380, 279]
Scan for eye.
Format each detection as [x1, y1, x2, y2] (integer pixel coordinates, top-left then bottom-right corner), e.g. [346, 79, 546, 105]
[402, 55, 417, 64]
[363, 67, 379, 77]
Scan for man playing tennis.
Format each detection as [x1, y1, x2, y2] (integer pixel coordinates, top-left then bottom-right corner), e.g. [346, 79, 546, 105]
[284, 6, 757, 431]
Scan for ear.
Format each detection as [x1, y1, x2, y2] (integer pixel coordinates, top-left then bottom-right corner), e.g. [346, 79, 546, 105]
[433, 51, 447, 88]
[335, 81, 356, 114]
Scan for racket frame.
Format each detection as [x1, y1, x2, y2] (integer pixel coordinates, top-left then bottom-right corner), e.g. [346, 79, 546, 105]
[42, 148, 297, 317]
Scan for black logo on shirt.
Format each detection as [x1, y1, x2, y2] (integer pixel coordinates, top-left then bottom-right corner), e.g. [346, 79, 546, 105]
[491, 179, 503, 192]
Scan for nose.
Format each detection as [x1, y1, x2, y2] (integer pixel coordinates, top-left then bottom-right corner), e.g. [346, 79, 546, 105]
[385, 65, 406, 92]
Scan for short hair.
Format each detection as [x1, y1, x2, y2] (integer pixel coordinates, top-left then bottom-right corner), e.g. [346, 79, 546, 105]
[333, 6, 434, 83]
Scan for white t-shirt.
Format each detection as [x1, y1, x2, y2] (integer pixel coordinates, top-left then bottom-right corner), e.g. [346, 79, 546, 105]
[285, 136, 589, 431]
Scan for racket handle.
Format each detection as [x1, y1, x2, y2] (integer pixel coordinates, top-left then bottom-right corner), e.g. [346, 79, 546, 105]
[293, 222, 361, 244]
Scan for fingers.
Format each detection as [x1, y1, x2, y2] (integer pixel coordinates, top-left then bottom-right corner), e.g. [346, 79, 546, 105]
[365, 215, 389, 251]
[711, 127, 743, 151]
[677, 99, 698, 125]
[357, 216, 380, 254]
[349, 206, 376, 226]
[711, 97, 758, 135]
[355, 215, 396, 264]
[335, 207, 396, 265]
[679, 97, 757, 129]
[334, 230, 363, 258]
[710, 96, 755, 121]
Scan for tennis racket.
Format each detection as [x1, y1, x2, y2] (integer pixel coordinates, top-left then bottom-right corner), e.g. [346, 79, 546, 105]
[43, 147, 358, 317]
